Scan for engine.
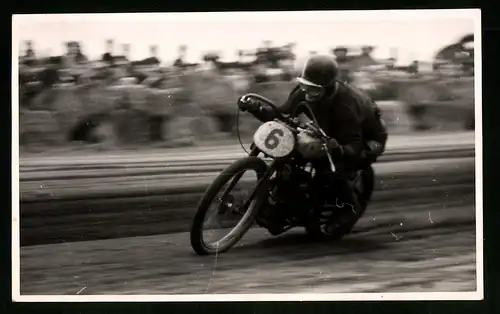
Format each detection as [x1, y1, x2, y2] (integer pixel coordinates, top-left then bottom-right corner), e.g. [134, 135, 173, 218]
[255, 161, 316, 235]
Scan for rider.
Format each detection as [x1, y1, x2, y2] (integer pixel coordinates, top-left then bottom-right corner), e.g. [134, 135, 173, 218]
[239, 54, 388, 230]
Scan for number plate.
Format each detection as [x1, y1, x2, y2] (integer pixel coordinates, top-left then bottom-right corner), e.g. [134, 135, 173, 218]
[253, 121, 295, 158]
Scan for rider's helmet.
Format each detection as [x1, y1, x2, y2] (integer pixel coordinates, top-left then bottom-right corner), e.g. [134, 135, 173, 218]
[297, 54, 339, 102]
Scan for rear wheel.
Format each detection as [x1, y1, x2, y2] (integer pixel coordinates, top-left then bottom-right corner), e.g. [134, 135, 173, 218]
[305, 168, 373, 240]
[305, 197, 365, 241]
[190, 156, 269, 255]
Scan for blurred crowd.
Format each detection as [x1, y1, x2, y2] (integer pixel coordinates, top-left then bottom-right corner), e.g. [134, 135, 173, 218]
[19, 35, 474, 106]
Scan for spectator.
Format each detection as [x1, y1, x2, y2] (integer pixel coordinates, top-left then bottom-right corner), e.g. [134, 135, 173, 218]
[173, 45, 187, 68]
[173, 58, 183, 68]
[409, 60, 420, 76]
[146, 45, 161, 65]
[110, 45, 132, 79]
[38, 64, 60, 89]
[22, 40, 38, 66]
[102, 39, 115, 65]
[333, 47, 353, 83]
[333, 46, 348, 62]
[65, 41, 88, 64]
[120, 44, 131, 62]
[386, 57, 396, 70]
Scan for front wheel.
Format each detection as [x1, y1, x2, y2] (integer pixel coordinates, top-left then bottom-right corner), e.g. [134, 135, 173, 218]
[190, 156, 269, 255]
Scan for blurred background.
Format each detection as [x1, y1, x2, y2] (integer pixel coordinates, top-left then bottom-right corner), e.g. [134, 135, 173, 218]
[16, 16, 475, 153]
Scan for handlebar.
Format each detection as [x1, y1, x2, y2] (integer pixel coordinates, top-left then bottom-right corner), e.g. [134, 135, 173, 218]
[240, 93, 276, 109]
[239, 93, 292, 122]
[239, 93, 330, 139]
[239, 93, 336, 172]
[239, 93, 301, 129]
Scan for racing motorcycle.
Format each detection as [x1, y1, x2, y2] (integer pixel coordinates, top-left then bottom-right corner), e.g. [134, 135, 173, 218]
[190, 93, 374, 255]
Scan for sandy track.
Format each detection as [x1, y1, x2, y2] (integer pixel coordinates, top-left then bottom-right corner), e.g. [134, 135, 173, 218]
[20, 201, 476, 295]
[17, 134, 478, 295]
[19, 157, 477, 295]
[20, 156, 475, 246]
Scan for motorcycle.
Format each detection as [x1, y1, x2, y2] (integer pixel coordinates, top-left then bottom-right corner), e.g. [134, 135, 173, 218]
[189, 93, 374, 255]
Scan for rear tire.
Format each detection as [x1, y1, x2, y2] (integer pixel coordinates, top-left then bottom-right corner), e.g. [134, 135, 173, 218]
[305, 167, 374, 240]
[305, 196, 365, 241]
[190, 156, 268, 255]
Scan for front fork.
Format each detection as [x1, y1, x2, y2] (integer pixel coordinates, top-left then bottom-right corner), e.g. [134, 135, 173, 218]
[217, 143, 270, 213]
[317, 127, 336, 173]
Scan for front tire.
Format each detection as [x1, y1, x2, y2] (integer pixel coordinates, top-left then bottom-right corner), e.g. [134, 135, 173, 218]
[190, 156, 268, 255]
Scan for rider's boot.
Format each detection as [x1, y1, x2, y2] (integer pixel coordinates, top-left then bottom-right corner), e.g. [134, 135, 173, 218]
[317, 173, 363, 233]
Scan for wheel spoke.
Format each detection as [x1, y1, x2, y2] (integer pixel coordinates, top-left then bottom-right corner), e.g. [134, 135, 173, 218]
[201, 169, 261, 249]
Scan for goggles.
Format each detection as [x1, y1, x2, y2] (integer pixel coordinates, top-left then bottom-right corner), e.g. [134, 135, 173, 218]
[297, 77, 325, 98]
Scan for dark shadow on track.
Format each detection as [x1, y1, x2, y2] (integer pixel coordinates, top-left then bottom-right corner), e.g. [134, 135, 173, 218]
[211, 231, 391, 258]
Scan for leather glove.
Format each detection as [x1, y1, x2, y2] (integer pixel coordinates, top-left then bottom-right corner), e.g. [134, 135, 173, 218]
[326, 138, 343, 157]
[366, 140, 383, 156]
[365, 140, 383, 163]
[238, 98, 260, 112]
[301, 140, 324, 159]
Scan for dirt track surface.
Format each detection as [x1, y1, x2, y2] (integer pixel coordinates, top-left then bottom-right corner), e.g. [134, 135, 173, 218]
[19, 157, 477, 295]
[19, 156, 474, 246]
[20, 201, 475, 295]
[18, 132, 478, 295]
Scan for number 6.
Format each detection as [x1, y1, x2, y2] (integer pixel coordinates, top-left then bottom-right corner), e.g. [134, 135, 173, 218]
[264, 129, 284, 150]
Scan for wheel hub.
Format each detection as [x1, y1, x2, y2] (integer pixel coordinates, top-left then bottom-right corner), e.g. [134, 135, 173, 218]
[217, 194, 247, 216]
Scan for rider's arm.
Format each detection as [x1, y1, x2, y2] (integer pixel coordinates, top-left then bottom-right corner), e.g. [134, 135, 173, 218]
[331, 102, 365, 163]
[363, 100, 389, 159]
[246, 85, 302, 123]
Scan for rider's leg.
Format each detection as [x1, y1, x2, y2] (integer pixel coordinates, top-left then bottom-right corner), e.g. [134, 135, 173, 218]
[312, 161, 362, 227]
[360, 163, 375, 202]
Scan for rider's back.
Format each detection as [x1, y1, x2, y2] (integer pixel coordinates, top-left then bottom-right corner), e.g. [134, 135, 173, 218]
[338, 82, 388, 147]
[280, 81, 388, 166]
